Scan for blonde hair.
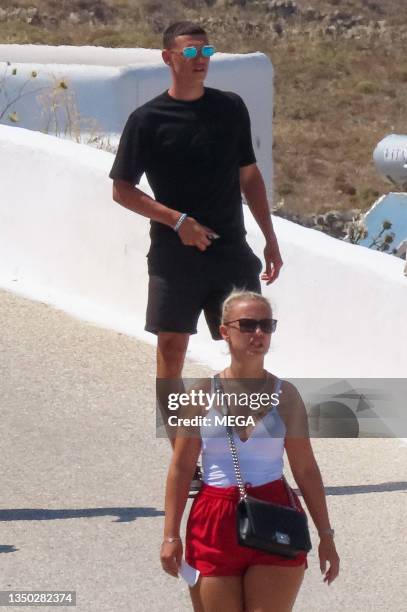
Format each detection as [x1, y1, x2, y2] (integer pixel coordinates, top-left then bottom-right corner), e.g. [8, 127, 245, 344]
[221, 290, 272, 324]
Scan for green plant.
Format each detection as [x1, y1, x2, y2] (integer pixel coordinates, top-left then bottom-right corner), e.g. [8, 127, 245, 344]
[356, 80, 378, 95]
[360, 187, 380, 202]
[278, 182, 294, 196]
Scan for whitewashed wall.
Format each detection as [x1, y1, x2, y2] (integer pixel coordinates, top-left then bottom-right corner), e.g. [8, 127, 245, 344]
[1, 125, 406, 379]
[0, 45, 273, 195]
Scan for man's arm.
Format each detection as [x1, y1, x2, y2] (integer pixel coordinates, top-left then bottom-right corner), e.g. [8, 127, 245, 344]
[112, 179, 180, 226]
[112, 179, 214, 252]
[239, 163, 283, 283]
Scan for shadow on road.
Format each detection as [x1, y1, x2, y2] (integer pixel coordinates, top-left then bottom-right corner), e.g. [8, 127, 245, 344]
[294, 481, 407, 497]
[1, 481, 407, 523]
[0, 545, 18, 554]
[0, 506, 164, 523]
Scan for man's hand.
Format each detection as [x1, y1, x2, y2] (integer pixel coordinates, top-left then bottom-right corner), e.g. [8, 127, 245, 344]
[177, 216, 217, 252]
[239, 165, 283, 283]
[261, 236, 283, 284]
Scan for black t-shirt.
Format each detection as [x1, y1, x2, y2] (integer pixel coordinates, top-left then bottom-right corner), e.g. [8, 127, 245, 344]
[109, 87, 256, 253]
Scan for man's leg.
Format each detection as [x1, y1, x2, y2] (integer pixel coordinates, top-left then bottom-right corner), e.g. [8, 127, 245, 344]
[147, 274, 204, 492]
[156, 332, 202, 496]
[203, 245, 262, 340]
[157, 331, 190, 378]
[156, 331, 189, 449]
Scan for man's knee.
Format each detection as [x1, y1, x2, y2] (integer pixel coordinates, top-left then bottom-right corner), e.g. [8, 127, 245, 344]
[158, 332, 189, 357]
[157, 333, 190, 376]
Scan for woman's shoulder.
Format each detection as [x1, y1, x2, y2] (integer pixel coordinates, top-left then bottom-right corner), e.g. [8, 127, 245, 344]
[266, 374, 302, 399]
[270, 376, 309, 436]
[266, 374, 304, 412]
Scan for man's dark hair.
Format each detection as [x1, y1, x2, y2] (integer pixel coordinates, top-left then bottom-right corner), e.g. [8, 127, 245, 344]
[163, 21, 207, 49]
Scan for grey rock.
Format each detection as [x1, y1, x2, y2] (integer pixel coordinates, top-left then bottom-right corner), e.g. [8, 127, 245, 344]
[325, 25, 337, 35]
[8, 7, 22, 19]
[269, 0, 297, 18]
[329, 10, 352, 23]
[29, 12, 43, 26]
[25, 7, 39, 24]
[26, 7, 38, 18]
[274, 22, 284, 35]
[303, 7, 318, 22]
[324, 211, 341, 224]
[68, 12, 81, 26]
[342, 209, 362, 222]
[302, 214, 317, 228]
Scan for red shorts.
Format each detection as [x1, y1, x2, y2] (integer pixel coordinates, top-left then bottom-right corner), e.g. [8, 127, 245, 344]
[186, 479, 309, 577]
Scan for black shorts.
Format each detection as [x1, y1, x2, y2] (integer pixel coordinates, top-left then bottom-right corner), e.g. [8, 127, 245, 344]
[145, 242, 262, 340]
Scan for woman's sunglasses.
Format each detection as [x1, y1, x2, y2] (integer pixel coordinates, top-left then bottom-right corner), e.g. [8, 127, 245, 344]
[182, 45, 216, 59]
[224, 318, 278, 334]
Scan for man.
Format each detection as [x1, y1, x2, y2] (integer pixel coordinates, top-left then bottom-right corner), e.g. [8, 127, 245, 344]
[109, 21, 283, 382]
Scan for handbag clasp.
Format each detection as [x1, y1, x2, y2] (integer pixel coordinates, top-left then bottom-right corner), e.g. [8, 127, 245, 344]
[275, 532, 291, 546]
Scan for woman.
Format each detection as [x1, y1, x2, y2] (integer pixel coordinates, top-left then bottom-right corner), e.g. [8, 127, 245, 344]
[161, 291, 339, 611]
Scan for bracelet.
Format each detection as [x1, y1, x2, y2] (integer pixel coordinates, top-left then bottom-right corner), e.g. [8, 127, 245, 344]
[174, 213, 187, 233]
[319, 528, 335, 538]
[163, 536, 181, 543]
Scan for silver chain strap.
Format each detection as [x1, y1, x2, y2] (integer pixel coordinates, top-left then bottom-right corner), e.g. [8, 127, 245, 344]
[224, 421, 247, 500]
[214, 374, 297, 509]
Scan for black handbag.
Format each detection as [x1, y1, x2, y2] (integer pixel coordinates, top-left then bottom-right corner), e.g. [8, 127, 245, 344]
[216, 375, 312, 558]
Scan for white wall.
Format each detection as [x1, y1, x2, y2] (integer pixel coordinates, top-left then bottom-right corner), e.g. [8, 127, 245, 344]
[1, 125, 406, 380]
[0, 45, 273, 195]
[0, 44, 164, 66]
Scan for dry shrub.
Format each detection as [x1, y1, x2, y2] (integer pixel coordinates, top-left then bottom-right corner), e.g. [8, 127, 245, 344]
[356, 80, 378, 94]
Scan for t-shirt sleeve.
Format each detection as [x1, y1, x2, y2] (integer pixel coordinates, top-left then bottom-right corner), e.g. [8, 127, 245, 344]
[236, 96, 256, 167]
[109, 111, 148, 184]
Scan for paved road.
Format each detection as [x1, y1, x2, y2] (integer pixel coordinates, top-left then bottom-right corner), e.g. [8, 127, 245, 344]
[1, 289, 406, 611]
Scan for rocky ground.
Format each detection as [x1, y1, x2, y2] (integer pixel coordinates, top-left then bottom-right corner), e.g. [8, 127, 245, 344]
[0, 1, 405, 39]
[1, 0, 406, 245]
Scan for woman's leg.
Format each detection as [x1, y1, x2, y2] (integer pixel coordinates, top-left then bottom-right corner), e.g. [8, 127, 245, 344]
[189, 576, 244, 612]
[243, 564, 306, 612]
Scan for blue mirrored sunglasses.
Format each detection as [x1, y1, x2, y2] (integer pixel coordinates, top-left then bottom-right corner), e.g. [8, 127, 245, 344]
[182, 45, 216, 59]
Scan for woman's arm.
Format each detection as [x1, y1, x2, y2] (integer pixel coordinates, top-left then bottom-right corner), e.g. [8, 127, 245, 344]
[160, 432, 202, 578]
[282, 382, 340, 585]
[286, 437, 333, 534]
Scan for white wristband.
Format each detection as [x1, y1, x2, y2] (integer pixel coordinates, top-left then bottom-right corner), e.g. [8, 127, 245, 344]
[163, 536, 181, 543]
[174, 213, 187, 232]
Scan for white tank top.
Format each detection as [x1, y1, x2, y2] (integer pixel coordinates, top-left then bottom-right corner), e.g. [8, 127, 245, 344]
[201, 377, 286, 487]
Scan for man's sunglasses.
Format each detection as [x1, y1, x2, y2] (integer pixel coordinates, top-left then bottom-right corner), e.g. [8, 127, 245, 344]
[181, 45, 216, 59]
[224, 318, 278, 334]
